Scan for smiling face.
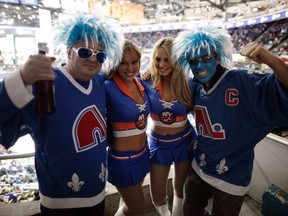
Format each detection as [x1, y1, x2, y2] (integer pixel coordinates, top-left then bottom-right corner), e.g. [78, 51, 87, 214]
[188, 47, 219, 84]
[154, 47, 173, 78]
[66, 40, 104, 81]
[118, 49, 140, 82]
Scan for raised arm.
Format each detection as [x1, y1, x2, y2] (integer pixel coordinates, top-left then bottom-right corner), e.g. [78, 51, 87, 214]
[0, 54, 55, 149]
[240, 42, 288, 91]
[20, 54, 56, 86]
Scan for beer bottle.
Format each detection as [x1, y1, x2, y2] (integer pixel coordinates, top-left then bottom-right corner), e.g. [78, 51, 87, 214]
[35, 49, 56, 116]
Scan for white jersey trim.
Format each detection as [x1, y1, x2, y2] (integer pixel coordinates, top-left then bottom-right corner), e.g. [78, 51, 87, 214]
[5, 70, 34, 108]
[40, 187, 106, 209]
[201, 70, 230, 95]
[192, 159, 249, 196]
[113, 126, 147, 137]
[58, 64, 92, 95]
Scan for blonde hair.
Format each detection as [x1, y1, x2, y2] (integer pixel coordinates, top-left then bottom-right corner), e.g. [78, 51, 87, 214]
[107, 39, 141, 79]
[148, 37, 194, 111]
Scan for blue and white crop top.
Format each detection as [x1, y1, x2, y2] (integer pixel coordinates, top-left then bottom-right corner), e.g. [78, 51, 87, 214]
[105, 75, 150, 137]
[142, 79, 191, 128]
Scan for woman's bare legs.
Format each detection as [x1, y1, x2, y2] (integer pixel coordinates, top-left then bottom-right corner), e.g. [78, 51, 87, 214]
[150, 163, 171, 216]
[115, 183, 146, 216]
[172, 161, 190, 216]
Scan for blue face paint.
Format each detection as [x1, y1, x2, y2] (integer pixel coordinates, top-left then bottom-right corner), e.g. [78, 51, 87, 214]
[188, 50, 217, 84]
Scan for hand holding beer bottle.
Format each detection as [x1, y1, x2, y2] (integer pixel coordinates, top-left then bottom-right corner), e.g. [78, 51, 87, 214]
[35, 49, 56, 116]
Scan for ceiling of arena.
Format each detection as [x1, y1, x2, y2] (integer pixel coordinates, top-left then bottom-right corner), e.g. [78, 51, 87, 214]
[136, 0, 263, 18]
[0, 0, 275, 27]
[127, 0, 271, 24]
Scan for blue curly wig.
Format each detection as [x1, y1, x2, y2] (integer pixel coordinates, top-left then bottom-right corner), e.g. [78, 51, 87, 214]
[49, 11, 124, 69]
[172, 24, 234, 74]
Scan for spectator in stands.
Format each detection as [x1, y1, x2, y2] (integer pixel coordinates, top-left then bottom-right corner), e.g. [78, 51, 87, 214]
[0, 11, 124, 216]
[172, 24, 288, 216]
[105, 39, 151, 216]
[142, 37, 197, 216]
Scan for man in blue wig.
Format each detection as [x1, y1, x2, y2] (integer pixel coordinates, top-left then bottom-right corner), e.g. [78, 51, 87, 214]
[0, 11, 124, 215]
[172, 25, 288, 216]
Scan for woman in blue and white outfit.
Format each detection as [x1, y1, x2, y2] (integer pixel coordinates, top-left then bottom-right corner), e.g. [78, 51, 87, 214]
[105, 40, 151, 216]
[142, 37, 197, 216]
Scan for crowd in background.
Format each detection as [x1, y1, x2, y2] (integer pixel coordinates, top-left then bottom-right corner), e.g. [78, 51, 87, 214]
[0, 18, 287, 75]
[124, 18, 288, 73]
[125, 19, 288, 55]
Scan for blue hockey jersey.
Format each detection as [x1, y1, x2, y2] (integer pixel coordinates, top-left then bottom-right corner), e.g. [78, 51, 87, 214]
[192, 69, 288, 196]
[0, 65, 107, 209]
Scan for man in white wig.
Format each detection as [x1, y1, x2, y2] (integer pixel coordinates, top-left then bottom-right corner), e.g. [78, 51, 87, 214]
[0, 11, 124, 216]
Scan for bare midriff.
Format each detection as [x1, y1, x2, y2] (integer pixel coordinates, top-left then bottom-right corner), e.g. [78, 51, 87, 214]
[150, 121, 189, 136]
[111, 133, 147, 151]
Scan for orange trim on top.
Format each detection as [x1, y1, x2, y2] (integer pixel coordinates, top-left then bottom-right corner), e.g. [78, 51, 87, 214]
[111, 122, 136, 130]
[112, 74, 145, 100]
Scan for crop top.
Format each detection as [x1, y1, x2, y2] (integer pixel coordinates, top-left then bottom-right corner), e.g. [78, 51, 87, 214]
[105, 75, 150, 137]
[142, 79, 191, 128]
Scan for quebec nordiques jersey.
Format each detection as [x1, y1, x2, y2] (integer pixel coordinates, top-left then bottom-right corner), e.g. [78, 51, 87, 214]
[105, 75, 150, 138]
[0, 65, 107, 209]
[192, 69, 288, 196]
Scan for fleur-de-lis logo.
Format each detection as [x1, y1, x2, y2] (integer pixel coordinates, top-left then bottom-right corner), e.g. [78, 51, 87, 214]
[99, 163, 105, 182]
[199, 153, 207, 167]
[216, 158, 229, 174]
[67, 173, 85, 192]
